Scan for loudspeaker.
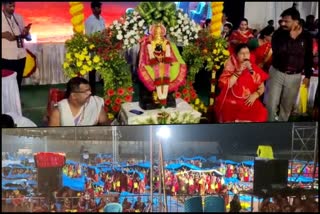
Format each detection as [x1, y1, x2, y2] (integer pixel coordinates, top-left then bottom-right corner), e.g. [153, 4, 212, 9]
[37, 167, 63, 193]
[253, 159, 288, 195]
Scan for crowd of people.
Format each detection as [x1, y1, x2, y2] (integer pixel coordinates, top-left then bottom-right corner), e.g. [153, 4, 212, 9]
[259, 194, 318, 212]
[2, 152, 319, 212]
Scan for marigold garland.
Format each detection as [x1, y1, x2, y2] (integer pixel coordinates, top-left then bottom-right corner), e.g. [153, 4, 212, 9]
[69, 2, 85, 34]
[210, 2, 224, 37]
[209, 2, 224, 107]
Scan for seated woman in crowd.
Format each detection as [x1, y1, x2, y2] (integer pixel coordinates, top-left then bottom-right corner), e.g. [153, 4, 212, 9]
[221, 23, 233, 40]
[214, 43, 269, 123]
[248, 26, 274, 72]
[228, 18, 254, 55]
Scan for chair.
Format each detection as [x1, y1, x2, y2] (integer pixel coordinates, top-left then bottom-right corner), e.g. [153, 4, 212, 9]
[103, 203, 123, 212]
[184, 196, 203, 212]
[203, 195, 225, 212]
[189, 2, 206, 24]
[45, 88, 65, 123]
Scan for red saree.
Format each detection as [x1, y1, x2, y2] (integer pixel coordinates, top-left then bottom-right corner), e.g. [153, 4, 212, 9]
[214, 55, 269, 123]
[251, 42, 272, 72]
[228, 29, 254, 55]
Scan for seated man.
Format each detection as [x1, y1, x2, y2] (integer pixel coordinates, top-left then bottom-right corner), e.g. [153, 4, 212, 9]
[48, 77, 108, 126]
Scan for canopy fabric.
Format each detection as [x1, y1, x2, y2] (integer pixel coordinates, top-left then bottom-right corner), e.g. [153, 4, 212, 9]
[134, 162, 151, 168]
[240, 160, 254, 167]
[166, 163, 201, 170]
[62, 174, 85, 191]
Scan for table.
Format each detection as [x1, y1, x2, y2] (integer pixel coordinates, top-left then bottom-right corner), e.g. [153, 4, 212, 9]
[2, 72, 22, 116]
[294, 74, 318, 114]
[119, 98, 202, 125]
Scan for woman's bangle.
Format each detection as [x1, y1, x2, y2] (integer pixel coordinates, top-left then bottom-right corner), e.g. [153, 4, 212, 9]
[255, 91, 261, 96]
[233, 72, 240, 78]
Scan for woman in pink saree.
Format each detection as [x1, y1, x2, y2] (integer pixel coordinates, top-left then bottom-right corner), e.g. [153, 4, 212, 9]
[214, 43, 269, 123]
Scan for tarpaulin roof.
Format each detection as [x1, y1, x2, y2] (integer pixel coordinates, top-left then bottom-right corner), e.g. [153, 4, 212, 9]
[62, 174, 85, 191]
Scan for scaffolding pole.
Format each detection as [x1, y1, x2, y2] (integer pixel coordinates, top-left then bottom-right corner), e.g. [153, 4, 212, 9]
[290, 122, 318, 188]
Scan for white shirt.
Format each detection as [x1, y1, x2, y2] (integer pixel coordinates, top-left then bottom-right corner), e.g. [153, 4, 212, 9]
[1, 11, 27, 60]
[6, 112, 37, 127]
[85, 14, 106, 35]
[58, 96, 104, 126]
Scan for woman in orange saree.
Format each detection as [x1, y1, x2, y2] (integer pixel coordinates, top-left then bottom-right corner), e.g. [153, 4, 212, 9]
[214, 43, 269, 123]
[248, 26, 274, 72]
[228, 18, 254, 55]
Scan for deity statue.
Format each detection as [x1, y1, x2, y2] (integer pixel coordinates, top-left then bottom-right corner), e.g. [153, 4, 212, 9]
[138, 23, 187, 110]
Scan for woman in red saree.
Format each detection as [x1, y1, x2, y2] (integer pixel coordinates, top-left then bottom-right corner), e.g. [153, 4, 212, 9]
[214, 43, 269, 123]
[248, 26, 274, 72]
[228, 18, 254, 55]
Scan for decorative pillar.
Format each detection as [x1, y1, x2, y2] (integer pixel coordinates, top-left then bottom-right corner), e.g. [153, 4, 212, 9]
[209, 2, 224, 108]
[69, 2, 85, 34]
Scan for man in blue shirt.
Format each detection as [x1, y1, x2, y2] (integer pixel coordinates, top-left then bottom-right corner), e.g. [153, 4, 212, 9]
[85, 1, 105, 95]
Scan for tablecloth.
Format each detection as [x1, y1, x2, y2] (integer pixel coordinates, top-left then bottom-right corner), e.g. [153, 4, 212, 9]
[2, 72, 22, 116]
[119, 98, 202, 125]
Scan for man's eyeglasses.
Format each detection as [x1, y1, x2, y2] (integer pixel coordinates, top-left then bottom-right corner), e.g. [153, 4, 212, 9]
[72, 89, 91, 93]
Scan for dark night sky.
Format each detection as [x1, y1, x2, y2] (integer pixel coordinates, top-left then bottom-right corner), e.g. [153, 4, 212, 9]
[117, 123, 298, 154]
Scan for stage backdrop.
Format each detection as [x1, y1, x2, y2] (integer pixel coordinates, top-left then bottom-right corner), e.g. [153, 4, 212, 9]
[15, 2, 139, 43]
[245, 1, 319, 30]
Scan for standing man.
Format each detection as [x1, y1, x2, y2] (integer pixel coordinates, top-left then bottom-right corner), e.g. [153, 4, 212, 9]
[265, 7, 313, 121]
[85, 1, 105, 95]
[2, 1, 31, 91]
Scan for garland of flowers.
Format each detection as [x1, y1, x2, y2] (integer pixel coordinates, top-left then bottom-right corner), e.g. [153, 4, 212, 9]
[209, 2, 224, 107]
[69, 2, 85, 34]
[210, 2, 224, 37]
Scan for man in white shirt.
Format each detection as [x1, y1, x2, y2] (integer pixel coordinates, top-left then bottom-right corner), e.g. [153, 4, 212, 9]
[48, 77, 108, 126]
[2, 1, 31, 91]
[85, 1, 105, 95]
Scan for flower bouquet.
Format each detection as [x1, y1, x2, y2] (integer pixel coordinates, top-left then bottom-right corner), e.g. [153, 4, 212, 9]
[168, 9, 202, 46]
[109, 11, 147, 50]
[63, 33, 104, 77]
[175, 81, 197, 104]
[87, 29, 132, 91]
[182, 30, 230, 82]
[104, 86, 134, 120]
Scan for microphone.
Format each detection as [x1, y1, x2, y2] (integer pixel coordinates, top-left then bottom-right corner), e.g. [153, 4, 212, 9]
[244, 59, 253, 74]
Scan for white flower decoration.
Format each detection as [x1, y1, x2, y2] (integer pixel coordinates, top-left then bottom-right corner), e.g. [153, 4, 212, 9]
[116, 34, 123, 40]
